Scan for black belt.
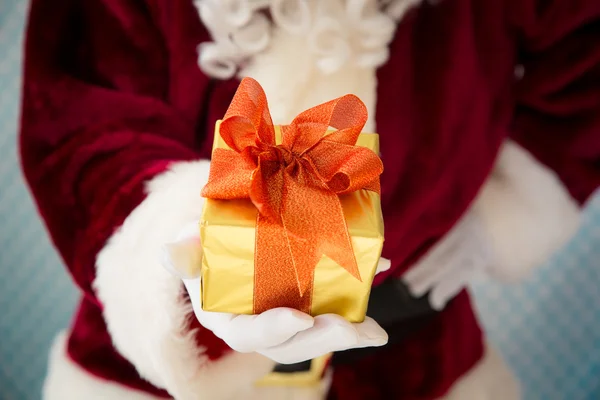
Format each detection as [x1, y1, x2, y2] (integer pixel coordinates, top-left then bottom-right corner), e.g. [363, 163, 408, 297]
[334, 279, 438, 365]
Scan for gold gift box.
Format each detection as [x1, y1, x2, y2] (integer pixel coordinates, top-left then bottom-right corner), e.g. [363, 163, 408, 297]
[200, 122, 384, 323]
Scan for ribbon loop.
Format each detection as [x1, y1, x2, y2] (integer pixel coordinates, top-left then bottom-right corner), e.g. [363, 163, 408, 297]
[220, 78, 276, 151]
[202, 77, 383, 311]
[282, 94, 368, 154]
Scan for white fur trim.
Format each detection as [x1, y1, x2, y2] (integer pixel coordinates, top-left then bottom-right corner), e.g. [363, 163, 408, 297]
[473, 141, 581, 282]
[441, 343, 521, 400]
[196, 0, 422, 79]
[43, 331, 162, 400]
[43, 331, 328, 400]
[94, 160, 279, 400]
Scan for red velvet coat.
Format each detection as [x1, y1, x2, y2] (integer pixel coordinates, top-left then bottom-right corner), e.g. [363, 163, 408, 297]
[20, 0, 600, 399]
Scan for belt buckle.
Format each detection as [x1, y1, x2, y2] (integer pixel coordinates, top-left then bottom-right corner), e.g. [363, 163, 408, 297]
[255, 354, 332, 387]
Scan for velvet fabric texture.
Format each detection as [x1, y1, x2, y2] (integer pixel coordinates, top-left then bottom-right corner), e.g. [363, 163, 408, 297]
[20, 0, 600, 399]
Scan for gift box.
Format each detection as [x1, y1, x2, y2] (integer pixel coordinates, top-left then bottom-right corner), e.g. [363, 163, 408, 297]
[199, 78, 384, 323]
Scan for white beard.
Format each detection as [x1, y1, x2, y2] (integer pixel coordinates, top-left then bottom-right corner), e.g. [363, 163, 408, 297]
[195, 0, 423, 80]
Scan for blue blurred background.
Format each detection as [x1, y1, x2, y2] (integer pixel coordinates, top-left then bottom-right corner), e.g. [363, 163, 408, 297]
[0, 1, 598, 399]
[0, 2, 78, 400]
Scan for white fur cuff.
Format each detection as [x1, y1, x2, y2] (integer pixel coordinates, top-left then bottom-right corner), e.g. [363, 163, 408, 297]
[94, 160, 275, 400]
[473, 141, 581, 282]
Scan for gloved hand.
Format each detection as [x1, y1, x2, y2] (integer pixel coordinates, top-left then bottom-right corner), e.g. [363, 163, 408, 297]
[161, 222, 390, 365]
[403, 212, 493, 310]
[403, 141, 581, 311]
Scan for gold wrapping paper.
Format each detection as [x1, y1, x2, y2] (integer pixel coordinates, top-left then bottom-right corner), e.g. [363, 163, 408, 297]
[200, 122, 384, 323]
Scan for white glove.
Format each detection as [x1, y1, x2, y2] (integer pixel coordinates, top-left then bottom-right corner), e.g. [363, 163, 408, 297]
[403, 141, 582, 311]
[402, 212, 493, 310]
[161, 222, 390, 365]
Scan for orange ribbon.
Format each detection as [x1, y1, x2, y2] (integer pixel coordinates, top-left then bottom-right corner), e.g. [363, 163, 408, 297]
[202, 78, 383, 314]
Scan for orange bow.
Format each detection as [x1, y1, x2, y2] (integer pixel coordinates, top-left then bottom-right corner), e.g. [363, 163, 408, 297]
[202, 78, 383, 314]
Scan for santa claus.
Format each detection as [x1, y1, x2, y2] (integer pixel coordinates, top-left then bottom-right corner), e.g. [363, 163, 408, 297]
[20, 0, 599, 399]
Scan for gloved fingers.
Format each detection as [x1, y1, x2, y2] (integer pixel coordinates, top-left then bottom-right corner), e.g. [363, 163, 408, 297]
[428, 263, 475, 310]
[404, 244, 467, 297]
[174, 220, 202, 241]
[159, 220, 203, 279]
[182, 277, 203, 315]
[404, 213, 488, 297]
[375, 257, 392, 275]
[206, 308, 315, 353]
[402, 231, 463, 292]
[259, 315, 387, 364]
[351, 316, 389, 349]
[432, 254, 478, 285]
[161, 237, 203, 279]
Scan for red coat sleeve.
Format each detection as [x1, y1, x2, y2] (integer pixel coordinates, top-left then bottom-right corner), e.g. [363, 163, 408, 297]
[510, 0, 600, 203]
[19, 0, 211, 300]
